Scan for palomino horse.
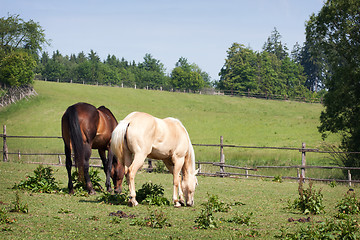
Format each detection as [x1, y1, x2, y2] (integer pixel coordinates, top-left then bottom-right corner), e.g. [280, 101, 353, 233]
[61, 102, 124, 194]
[111, 112, 199, 207]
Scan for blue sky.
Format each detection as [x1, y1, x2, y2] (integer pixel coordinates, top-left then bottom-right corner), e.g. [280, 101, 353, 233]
[1, 0, 324, 80]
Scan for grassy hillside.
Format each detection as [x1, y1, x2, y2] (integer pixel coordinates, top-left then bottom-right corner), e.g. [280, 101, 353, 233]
[0, 81, 339, 165]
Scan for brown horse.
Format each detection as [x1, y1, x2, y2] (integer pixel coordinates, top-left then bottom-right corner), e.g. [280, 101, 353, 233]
[61, 102, 124, 194]
[111, 112, 198, 207]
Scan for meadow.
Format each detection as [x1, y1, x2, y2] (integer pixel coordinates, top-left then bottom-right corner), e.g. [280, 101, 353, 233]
[0, 162, 359, 239]
[0, 80, 344, 179]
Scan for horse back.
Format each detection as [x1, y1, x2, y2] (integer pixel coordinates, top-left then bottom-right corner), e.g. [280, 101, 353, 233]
[93, 106, 118, 149]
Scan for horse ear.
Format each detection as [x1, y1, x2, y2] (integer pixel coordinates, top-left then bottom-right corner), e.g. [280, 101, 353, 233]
[194, 169, 199, 175]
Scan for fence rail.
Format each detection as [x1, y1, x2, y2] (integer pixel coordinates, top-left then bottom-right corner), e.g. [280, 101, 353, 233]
[2, 125, 360, 186]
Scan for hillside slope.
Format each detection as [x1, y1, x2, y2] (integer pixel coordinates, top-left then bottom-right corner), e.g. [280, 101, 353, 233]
[0, 81, 339, 163]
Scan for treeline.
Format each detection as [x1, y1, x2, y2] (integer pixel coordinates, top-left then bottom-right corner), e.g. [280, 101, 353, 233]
[35, 51, 212, 91]
[217, 28, 324, 99]
[1, 14, 323, 100]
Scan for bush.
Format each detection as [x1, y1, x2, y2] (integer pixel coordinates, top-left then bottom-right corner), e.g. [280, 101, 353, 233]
[336, 191, 360, 215]
[288, 180, 324, 215]
[201, 194, 230, 212]
[136, 182, 170, 206]
[71, 167, 102, 192]
[97, 191, 128, 205]
[13, 165, 60, 193]
[278, 217, 360, 240]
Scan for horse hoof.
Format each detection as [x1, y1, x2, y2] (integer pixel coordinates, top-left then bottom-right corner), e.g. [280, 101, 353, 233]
[174, 202, 181, 208]
[179, 199, 185, 206]
[128, 200, 138, 207]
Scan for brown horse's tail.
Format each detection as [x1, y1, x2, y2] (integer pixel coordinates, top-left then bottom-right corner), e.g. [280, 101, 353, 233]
[66, 105, 85, 182]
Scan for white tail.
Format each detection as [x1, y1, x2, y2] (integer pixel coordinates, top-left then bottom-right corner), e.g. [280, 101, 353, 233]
[111, 120, 130, 160]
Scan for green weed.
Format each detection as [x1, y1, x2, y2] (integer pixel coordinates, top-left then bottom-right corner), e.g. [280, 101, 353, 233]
[71, 167, 102, 192]
[335, 191, 360, 215]
[13, 165, 60, 193]
[288, 180, 324, 215]
[136, 182, 170, 206]
[130, 209, 171, 229]
[278, 217, 360, 240]
[9, 191, 28, 214]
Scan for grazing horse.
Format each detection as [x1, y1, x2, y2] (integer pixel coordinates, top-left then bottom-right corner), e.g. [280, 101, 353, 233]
[111, 112, 199, 207]
[61, 102, 124, 195]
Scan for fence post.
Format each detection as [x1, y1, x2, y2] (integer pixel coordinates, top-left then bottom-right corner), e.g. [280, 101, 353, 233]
[3, 125, 8, 162]
[18, 150, 20, 161]
[348, 170, 352, 187]
[220, 136, 225, 173]
[147, 159, 153, 173]
[301, 142, 306, 181]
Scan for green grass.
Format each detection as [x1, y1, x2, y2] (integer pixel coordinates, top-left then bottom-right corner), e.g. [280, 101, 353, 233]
[0, 162, 358, 239]
[0, 80, 339, 167]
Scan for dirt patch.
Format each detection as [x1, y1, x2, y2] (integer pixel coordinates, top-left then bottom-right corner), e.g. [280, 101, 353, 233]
[109, 210, 136, 218]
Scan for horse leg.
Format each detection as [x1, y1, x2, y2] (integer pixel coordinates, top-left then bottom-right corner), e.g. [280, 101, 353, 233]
[99, 149, 112, 192]
[126, 153, 146, 207]
[170, 157, 185, 207]
[84, 143, 95, 195]
[65, 144, 74, 194]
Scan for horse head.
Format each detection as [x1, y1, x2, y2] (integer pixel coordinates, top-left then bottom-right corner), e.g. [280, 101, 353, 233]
[182, 169, 199, 206]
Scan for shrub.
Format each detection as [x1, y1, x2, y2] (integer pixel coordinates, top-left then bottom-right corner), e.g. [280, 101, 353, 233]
[277, 217, 360, 240]
[201, 194, 230, 212]
[97, 191, 128, 205]
[194, 206, 217, 229]
[136, 182, 170, 206]
[71, 167, 102, 191]
[13, 165, 60, 193]
[336, 192, 360, 215]
[288, 180, 324, 215]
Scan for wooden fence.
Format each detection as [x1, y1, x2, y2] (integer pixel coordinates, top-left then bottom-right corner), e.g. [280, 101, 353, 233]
[1, 125, 360, 186]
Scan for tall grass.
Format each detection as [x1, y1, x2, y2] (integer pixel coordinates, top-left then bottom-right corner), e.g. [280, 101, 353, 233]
[0, 81, 339, 166]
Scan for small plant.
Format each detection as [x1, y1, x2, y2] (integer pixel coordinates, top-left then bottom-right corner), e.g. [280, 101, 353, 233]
[130, 209, 171, 229]
[194, 206, 217, 229]
[329, 181, 337, 188]
[201, 194, 230, 212]
[13, 165, 60, 193]
[224, 212, 254, 226]
[273, 175, 283, 183]
[0, 208, 16, 224]
[277, 218, 360, 240]
[9, 191, 28, 214]
[143, 195, 170, 206]
[336, 192, 360, 215]
[136, 182, 170, 205]
[71, 167, 102, 192]
[97, 191, 128, 205]
[288, 179, 324, 215]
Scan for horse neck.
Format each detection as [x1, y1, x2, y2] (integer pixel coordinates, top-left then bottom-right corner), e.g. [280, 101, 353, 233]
[182, 146, 195, 177]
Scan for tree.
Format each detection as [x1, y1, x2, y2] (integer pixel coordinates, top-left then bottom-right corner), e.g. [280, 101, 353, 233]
[0, 14, 48, 58]
[0, 13, 48, 87]
[219, 43, 258, 92]
[262, 27, 288, 60]
[170, 57, 206, 91]
[311, 0, 360, 175]
[0, 50, 36, 86]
